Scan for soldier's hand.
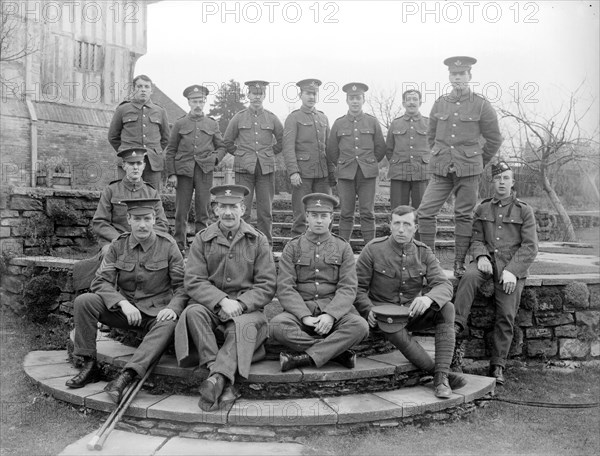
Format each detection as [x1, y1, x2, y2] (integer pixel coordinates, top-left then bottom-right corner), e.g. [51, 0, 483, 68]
[290, 173, 302, 187]
[119, 300, 142, 326]
[167, 175, 178, 188]
[477, 256, 493, 275]
[218, 298, 244, 320]
[500, 270, 517, 294]
[409, 296, 433, 317]
[156, 308, 177, 321]
[314, 314, 334, 335]
[328, 173, 337, 187]
[367, 310, 377, 328]
[301, 316, 318, 327]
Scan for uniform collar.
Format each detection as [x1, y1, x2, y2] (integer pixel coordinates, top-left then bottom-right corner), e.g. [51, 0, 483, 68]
[188, 111, 204, 120]
[304, 229, 332, 244]
[300, 105, 316, 115]
[122, 177, 145, 191]
[402, 112, 422, 121]
[448, 88, 472, 102]
[249, 106, 264, 116]
[201, 219, 259, 241]
[389, 236, 417, 255]
[492, 193, 516, 206]
[130, 99, 154, 110]
[128, 231, 157, 251]
[346, 111, 364, 122]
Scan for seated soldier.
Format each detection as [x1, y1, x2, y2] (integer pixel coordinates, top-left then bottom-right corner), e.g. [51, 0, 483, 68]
[73, 148, 169, 290]
[270, 193, 369, 372]
[66, 198, 186, 403]
[453, 162, 538, 384]
[355, 205, 466, 398]
[174, 185, 276, 411]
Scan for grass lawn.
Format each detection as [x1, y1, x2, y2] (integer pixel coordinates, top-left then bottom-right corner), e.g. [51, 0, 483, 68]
[1, 307, 599, 455]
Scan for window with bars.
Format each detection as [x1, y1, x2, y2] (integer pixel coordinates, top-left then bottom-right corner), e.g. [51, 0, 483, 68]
[75, 40, 101, 71]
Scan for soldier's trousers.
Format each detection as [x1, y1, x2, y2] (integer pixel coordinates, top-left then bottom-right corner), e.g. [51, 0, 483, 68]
[338, 169, 377, 243]
[178, 304, 268, 384]
[417, 173, 479, 255]
[291, 177, 331, 236]
[390, 179, 428, 211]
[454, 263, 525, 367]
[73, 293, 176, 377]
[269, 311, 369, 367]
[174, 165, 213, 251]
[382, 302, 455, 374]
[235, 162, 274, 244]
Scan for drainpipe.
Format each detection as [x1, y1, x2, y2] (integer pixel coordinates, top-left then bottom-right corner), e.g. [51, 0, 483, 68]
[25, 100, 38, 187]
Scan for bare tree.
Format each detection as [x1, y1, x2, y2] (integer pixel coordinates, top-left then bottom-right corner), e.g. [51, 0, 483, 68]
[500, 83, 599, 242]
[366, 86, 403, 132]
[1, 5, 38, 95]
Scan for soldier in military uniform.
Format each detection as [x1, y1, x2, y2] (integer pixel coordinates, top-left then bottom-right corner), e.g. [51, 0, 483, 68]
[282, 78, 334, 236]
[327, 83, 386, 244]
[223, 80, 284, 244]
[174, 185, 276, 411]
[165, 85, 226, 253]
[93, 148, 169, 252]
[355, 205, 466, 398]
[66, 198, 187, 404]
[386, 89, 431, 211]
[417, 56, 503, 277]
[270, 193, 369, 372]
[453, 162, 538, 384]
[108, 75, 170, 190]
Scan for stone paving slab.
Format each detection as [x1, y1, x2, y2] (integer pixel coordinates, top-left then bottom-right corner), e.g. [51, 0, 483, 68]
[156, 437, 306, 455]
[146, 394, 230, 424]
[374, 385, 464, 417]
[23, 350, 70, 367]
[59, 429, 166, 456]
[85, 390, 171, 418]
[246, 359, 303, 382]
[228, 398, 337, 426]
[96, 339, 138, 362]
[36, 376, 108, 406]
[456, 373, 496, 402]
[25, 362, 80, 380]
[322, 393, 403, 424]
[299, 356, 396, 381]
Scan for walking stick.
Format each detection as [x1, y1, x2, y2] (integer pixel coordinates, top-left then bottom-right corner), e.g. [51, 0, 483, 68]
[87, 359, 159, 451]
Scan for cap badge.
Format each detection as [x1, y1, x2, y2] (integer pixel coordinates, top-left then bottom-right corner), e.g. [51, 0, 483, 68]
[315, 200, 322, 207]
[255, 83, 260, 88]
[352, 85, 357, 91]
[193, 87, 199, 92]
[310, 81, 317, 87]
[387, 317, 393, 324]
[454, 59, 462, 66]
[132, 151, 137, 156]
[225, 189, 232, 196]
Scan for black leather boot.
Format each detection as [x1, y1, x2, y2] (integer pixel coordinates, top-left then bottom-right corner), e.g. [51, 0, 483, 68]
[433, 372, 452, 398]
[447, 372, 467, 390]
[489, 364, 505, 385]
[198, 373, 227, 411]
[279, 352, 314, 372]
[332, 350, 356, 369]
[104, 369, 136, 403]
[65, 357, 100, 389]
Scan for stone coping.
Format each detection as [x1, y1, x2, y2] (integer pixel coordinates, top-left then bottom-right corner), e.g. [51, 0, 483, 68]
[25, 350, 495, 427]
[10, 256, 600, 287]
[93, 337, 431, 384]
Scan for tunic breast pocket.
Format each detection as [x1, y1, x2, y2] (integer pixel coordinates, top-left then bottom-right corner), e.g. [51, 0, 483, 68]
[323, 255, 341, 282]
[111, 201, 128, 222]
[434, 113, 450, 138]
[114, 260, 136, 292]
[294, 256, 313, 282]
[143, 259, 169, 292]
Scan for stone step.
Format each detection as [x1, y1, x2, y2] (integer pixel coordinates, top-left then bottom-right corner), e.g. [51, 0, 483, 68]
[271, 210, 456, 225]
[272, 222, 455, 240]
[273, 236, 455, 253]
[25, 350, 495, 428]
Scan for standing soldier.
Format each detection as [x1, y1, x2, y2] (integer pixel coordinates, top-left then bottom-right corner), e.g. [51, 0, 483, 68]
[165, 85, 226, 254]
[386, 89, 431, 212]
[327, 83, 386, 244]
[108, 75, 170, 190]
[270, 193, 369, 372]
[453, 162, 538, 384]
[282, 78, 334, 236]
[417, 56, 503, 277]
[223, 80, 284, 243]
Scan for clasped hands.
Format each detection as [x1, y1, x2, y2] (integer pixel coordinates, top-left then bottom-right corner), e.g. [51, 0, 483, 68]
[217, 297, 245, 321]
[302, 314, 334, 336]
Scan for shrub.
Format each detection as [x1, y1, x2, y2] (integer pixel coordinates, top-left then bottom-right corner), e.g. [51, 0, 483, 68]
[22, 275, 61, 323]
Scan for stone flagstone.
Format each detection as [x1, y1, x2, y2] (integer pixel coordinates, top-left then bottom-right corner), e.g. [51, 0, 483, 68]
[59, 429, 166, 456]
